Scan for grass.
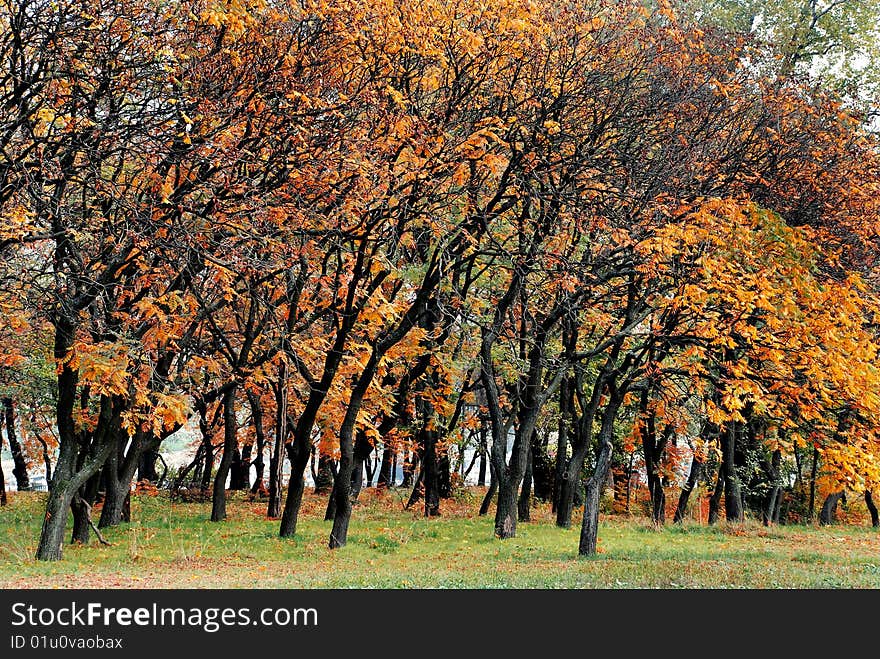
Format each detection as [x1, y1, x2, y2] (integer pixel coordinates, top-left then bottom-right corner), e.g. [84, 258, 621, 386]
[1, 488, 879, 588]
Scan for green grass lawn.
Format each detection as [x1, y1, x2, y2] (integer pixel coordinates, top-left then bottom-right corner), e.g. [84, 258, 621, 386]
[1, 489, 879, 588]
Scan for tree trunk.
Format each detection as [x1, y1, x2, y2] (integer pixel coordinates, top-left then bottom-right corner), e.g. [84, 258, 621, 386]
[479, 463, 496, 516]
[36, 375, 116, 561]
[0, 434, 6, 505]
[71, 472, 101, 544]
[314, 453, 334, 494]
[708, 462, 725, 525]
[36, 432, 52, 486]
[763, 449, 782, 526]
[819, 491, 844, 526]
[674, 455, 702, 524]
[437, 447, 451, 499]
[211, 385, 238, 522]
[229, 443, 250, 491]
[477, 425, 487, 487]
[865, 491, 879, 528]
[267, 377, 287, 518]
[137, 449, 159, 483]
[808, 447, 819, 520]
[553, 375, 570, 515]
[493, 388, 544, 539]
[247, 391, 267, 495]
[579, 408, 618, 556]
[722, 425, 743, 523]
[377, 443, 395, 489]
[517, 448, 533, 522]
[198, 403, 215, 496]
[3, 398, 30, 491]
[423, 429, 440, 517]
[401, 450, 417, 488]
[350, 430, 371, 502]
[405, 460, 424, 510]
[98, 438, 128, 528]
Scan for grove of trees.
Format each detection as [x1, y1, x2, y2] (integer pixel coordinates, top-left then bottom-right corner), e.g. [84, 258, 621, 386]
[1, 0, 879, 561]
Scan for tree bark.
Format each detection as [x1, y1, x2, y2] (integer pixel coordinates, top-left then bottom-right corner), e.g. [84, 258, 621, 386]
[517, 447, 533, 522]
[423, 429, 440, 517]
[763, 449, 782, 526]
[36, 432, 52, 486]
[350, 430, 371, 502]
[722, 424, 743, 523]
[229, 444, 250, 491]
[579, 402, 620, 556]
[477, 425, 488, 487]
[71, 472, 101, 544]
[553, 375, 570, 515]
[137, 449, 160, 483]
[819, 490, 844, 526]
[267, 373, 287, 519]
[708, 462, 725, 525]
[246, 391, 266, 494]
[674, 455, 702, 524]
[0, 431, 6, 505]
[211, 385, 238, 522]
[99, 421, 154, 528]
[865, 491, 879, 528]
[314, 453, 334, 494]
[479, 463, 496, 516]
[640, 407, 670, 526]
[36, 366, 116, 561]
[3, 398, 30, 491]
[808, 447, 819, 520]
[377, 443, 395, 489]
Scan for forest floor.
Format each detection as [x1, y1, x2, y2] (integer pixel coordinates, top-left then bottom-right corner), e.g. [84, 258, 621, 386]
[1, 488, 879, 588]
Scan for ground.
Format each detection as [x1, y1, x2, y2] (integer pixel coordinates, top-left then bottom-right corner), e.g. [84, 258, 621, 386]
[1, 488, 879, 588]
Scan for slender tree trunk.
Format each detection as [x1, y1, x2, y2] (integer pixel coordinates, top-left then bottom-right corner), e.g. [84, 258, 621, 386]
[763, 449, 782, 526]
[247, 391, 266, 495]
[674, 456, 702, 524]
[3, 398, 30, 491]
[477, 425, 487, 487]
[578, 406, 619, 556]
[401, 450, 416, 488]
[377, 444, 395, 489]
[211, 386, 238, 522]
[438, 447, 451, 499]
[229, 444, 250, 491]
[808, 447, 819, 520]
[137, 450, 159, 483]
[267, 372, 287, 519]
[350, 431, 370, 502]
[423, 430, 440, 517]
[173, 443, 204, 492]
[314, 453, 334, 494]
[865, 491, 879, 528]
[553, 376, 570, 514]
[493, 382, 544, 538]
[405, 460, 424, 510]
[198, 403, 214, 495]
[772, 489, 783, 524]
[71, 472, 101, 544]
[708, 462, 725, 525]
[0, 432, 6, 505]
[819, 491, 844, 526]
[36, 433, 52, 486]
[722, 425, 743, 523]
[517, 448, 533, 522]
[479, 464, 497, 516]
